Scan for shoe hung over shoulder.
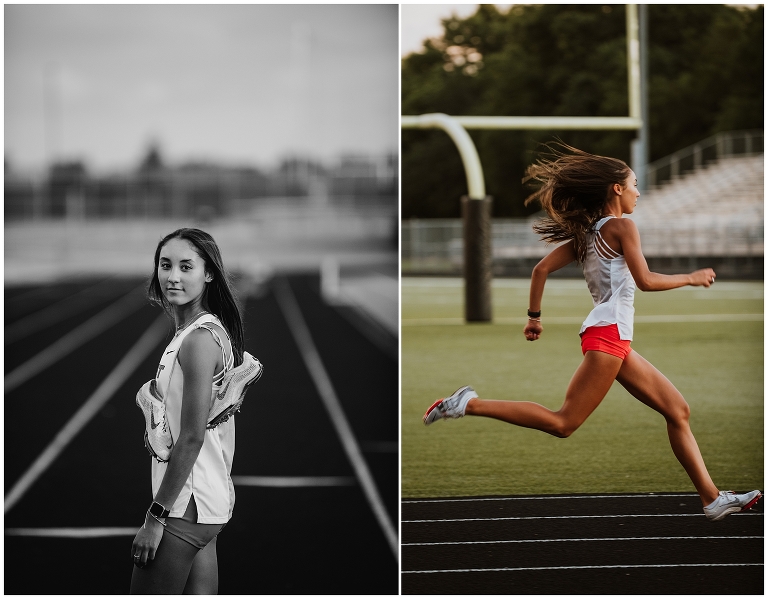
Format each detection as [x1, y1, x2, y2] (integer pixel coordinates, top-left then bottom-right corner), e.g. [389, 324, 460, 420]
[137, 352, 264, 461]
[207, 351, 263, 429]
[703, 490, 762, 521]
[136, 379, 174, 462]
[423, 386, 478, 426]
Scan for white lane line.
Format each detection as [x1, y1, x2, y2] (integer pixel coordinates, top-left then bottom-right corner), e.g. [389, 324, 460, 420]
[404, 493, 699, 503]
[5, 278, 127, 345]
[4, 314, 168, 514]
[402, 314, 763, 326]
[404, 513, 762, 523]
[403, 562, 764, 574]
[232, 475, 356, 487]
[274, 278, 398, 561]
[4, 288, 148, 393]
[403, 535, 761, 546]
[5, 527, 136, 538]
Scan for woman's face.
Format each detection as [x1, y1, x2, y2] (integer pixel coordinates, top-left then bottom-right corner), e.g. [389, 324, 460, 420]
[618, 170, 640, 214]
[157, 238, 211, 308]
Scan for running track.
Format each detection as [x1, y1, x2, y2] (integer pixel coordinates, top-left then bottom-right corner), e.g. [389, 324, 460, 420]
[402, 492, 763, 594]
[4, 273, 398, 594]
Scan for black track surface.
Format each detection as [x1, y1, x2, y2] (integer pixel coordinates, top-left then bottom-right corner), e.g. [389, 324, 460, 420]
[402, 493, 763, 594]
[4, 274, 398, 594]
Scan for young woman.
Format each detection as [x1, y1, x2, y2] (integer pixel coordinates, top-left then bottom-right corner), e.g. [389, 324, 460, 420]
[423, 144, 761, 521]
[131, 228, 245, 594]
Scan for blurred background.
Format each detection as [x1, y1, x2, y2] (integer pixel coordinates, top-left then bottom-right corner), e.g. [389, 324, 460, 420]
[6, 4, 398, 284]
[401, 4, 762, 278]
[5, 4, 398, 594]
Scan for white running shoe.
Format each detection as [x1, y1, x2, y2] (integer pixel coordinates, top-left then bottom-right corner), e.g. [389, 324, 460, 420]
[703, 490, 762, 521]
[136, 379, 174, 462]
[423, 386, 478, 426]
[207, 351, 263, 429]
[136, 352, 263, 460]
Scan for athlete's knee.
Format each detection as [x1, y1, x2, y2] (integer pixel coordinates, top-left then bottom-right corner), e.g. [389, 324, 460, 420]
[664, 396, 691, 425]
[549, 414, 579, 438]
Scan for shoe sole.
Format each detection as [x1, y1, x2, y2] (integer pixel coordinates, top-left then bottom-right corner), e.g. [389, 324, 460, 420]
[709, 506, 742, 521]
[207, 352, 263, 428]
[740, 491, 762, 512]
[707, 491, 762, 521]
[423, 398, 445, 426]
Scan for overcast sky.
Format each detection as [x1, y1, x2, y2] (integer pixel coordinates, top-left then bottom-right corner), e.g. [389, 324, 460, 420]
[401, 4, 512, 56]
[5, 4, 398, 173]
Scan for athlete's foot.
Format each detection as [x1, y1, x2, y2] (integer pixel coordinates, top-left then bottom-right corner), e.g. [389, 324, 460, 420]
[423, 386, 477, 425]
[703, 490, 762, 521]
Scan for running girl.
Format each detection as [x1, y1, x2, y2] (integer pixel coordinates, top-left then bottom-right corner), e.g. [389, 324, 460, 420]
[131, 228, 246, 593]
[423, 144, 761, 521]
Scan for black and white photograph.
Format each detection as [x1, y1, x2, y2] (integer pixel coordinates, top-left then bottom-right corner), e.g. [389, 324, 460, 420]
[5, 4, 398, 594]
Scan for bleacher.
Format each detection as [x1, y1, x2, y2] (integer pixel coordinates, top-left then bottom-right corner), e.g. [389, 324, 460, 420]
[403, 132, 764, 279]
[628, 154, 763, 259]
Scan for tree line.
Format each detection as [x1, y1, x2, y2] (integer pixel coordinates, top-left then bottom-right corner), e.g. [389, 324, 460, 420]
[402, 4, 763, 218]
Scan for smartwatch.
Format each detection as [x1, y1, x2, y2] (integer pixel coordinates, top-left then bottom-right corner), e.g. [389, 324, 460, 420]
[149, 501, 170, 519]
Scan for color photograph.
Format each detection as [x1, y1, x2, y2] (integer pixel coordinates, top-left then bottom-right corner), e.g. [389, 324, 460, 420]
[400, 4, 763, 594]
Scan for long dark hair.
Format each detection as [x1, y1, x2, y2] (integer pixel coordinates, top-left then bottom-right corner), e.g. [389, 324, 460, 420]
[148, 228, 244, 366]
[523, 142, 632, 263]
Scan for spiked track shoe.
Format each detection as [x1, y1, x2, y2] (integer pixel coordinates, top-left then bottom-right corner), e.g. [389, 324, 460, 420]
[207, 351, 264, 429]
[136, 379, 174, 462]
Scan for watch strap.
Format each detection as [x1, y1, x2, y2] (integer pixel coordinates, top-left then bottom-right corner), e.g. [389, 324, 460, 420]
[149, 501, 170, 518]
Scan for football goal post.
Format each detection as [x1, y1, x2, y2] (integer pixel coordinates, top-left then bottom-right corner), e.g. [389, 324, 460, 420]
[402, 4, 648, 322]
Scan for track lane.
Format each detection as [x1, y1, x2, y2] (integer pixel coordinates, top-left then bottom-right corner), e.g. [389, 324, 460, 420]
[4, 303, 166, 489]
[402, 493, 763, 594]
[4, 273, 398, 594]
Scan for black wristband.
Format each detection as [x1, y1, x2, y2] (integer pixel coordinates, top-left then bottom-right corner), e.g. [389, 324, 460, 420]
[527, 309, 541, 318]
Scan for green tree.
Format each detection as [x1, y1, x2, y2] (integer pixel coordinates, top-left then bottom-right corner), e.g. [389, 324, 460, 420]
[402, 4, 763, 219]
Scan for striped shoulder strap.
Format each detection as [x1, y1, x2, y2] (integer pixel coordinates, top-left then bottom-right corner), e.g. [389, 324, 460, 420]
[593, 216, 621, 260]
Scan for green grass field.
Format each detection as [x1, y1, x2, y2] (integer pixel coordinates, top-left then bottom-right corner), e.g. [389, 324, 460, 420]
[402, 278, 763, 498]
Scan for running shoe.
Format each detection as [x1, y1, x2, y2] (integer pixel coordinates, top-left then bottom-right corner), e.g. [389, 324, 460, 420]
[423, 386, 477, 425]
[207, 351, 263, 429]
[703, 490, 762, 521]
[136, 379, 174, 462]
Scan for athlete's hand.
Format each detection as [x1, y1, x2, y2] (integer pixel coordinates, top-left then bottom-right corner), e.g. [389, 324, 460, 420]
[131, 514, 164, 568]
[689, 268, 716, 288]
[524, 320, 542, 341]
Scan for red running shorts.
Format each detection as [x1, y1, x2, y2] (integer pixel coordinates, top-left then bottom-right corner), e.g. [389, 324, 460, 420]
[580, 323, 632, 360]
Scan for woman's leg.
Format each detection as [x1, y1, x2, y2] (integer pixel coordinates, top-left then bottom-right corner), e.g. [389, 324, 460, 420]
[130, 530, 199, 594]
[465, 350, 623, 438]
[616, 350, 719, 506]
[183, 537, 219, 595]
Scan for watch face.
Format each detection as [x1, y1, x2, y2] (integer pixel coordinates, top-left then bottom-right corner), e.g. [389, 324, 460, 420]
[150, 502, 167, 517]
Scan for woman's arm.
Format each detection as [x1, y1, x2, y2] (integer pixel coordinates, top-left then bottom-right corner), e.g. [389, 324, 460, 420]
[132, 329, 219, 566]
[606, 219, 715, 291]
[524, 240, 577, 341]
[152, 329, 219, 507]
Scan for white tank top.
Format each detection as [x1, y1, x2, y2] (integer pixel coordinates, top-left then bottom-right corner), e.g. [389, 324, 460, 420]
[150, 313, 236, 524]
[579, 216, 636, 340]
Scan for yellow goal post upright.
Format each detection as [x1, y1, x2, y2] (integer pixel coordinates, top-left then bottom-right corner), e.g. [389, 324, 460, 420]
[402, 4, 648, 323]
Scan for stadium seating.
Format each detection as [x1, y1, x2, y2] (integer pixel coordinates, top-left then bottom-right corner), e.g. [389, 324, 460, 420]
[628, 154, 763, 257]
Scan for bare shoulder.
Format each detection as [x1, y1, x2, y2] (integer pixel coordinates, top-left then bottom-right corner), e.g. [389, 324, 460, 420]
[601, 217, 639, 243]
[179, 328, 221, 364]
[601, 216, 638, 234]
